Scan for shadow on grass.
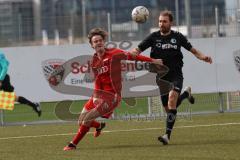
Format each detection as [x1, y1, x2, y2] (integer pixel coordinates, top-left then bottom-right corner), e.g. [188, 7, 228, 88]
[80, 143, 164, 150]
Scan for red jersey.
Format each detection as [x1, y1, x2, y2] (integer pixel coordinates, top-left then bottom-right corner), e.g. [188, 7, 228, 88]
[91, 48, 153, 95]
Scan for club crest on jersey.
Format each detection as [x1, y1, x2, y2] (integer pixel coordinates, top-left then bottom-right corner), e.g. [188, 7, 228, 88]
[233, 50, 240, 73]
[156, 43, 162, 48]
[171, 38, 176, 44]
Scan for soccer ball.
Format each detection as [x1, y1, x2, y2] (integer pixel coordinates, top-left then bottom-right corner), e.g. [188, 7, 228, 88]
[131, 6, 149, 23]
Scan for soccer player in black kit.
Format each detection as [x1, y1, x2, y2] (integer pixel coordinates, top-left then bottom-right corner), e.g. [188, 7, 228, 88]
[130, 10, 212, 145]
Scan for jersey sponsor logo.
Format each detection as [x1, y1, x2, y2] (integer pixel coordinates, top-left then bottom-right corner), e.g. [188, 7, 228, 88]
[161, 43, 178, 50]
[156, 43, 177, 50]
[97, 66, 109, 75]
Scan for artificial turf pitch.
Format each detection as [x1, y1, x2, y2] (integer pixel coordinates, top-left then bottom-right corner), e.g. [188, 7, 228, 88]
[0, 112, 240, 160]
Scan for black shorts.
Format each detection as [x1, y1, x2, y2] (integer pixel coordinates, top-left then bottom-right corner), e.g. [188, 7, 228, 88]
[0, 74, 14, 92]
[156, 72, 183, 107]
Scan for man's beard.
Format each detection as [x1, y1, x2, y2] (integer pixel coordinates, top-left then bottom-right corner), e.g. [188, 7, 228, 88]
[160, 27, 170, 34]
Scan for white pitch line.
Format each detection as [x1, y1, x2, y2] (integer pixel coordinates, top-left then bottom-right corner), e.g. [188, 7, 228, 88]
[0, 122, 240, 140]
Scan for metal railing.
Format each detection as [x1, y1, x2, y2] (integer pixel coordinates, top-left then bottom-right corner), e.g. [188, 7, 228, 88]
[0, 7, 240, 47]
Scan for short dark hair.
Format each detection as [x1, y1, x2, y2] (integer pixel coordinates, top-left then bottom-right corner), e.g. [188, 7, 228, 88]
[88, 28, 108, 44]
[160, 10, 173, 22]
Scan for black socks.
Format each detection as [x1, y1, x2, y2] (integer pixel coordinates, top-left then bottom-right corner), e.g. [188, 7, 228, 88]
[166, 109, 177, 139]
[17, 96, 36, 108]
[176, 91, 189, 108]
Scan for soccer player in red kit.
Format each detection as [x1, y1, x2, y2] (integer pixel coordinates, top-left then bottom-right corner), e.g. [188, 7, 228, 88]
[63, 28, 162, 151]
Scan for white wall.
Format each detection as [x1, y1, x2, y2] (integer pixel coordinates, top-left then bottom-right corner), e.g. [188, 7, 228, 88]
[183, 37, 240, 93]
[2, 37, 240, 102]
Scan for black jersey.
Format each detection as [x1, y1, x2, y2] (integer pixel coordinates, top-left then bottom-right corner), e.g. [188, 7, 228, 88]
[138, 30, 192, 72]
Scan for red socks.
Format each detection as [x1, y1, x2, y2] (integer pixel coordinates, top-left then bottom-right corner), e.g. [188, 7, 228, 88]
[71, 121, 100, 145]
[72, 125, 90, 145]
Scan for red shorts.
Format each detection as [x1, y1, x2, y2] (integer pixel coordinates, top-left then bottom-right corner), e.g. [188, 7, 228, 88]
[83, 92, 121, 118]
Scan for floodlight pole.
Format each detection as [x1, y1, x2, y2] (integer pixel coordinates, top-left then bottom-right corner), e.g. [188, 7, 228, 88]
[215, 6, 220, 37]
[175, 0, 179, 30]
[107, 12, 112, 42]
[200, 0, 204, 25]
[184, 0, 192, 38]
[18, 14, 22, 43]
[237, 0, 240, 36]
[82, 0, 87, 42]
[33, 0, 41, 40]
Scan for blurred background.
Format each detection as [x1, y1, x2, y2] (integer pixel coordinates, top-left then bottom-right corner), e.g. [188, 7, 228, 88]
[0, 0, 239, 47]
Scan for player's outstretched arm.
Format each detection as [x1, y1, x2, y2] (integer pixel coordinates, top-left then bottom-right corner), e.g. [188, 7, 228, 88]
[113, 51, 163, 65]
[129, 48, 142, 58]
[151, 58, 163, 65]
[126, 52, 163, 65]
[190, 48, 213, 64]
